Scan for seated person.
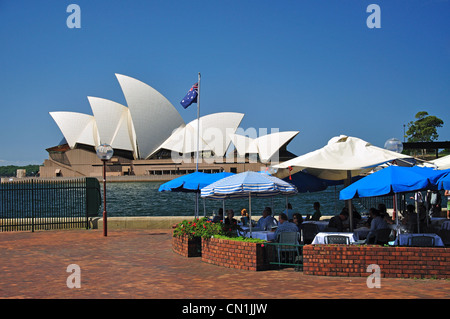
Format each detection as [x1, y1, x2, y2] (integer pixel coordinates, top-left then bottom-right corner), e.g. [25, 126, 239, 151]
[283, 203, 296, 222]
[212, 208, 224, 223]
[256, 207, 277, 230]
[306, 202, 322, 221]
[240, 208, 249, 226]
[365, 208, 389, 244]
[292, 212, 303, 232]
[327, 209, 349, 232]
[273, 213, 299, 240]
[224, 209, 237, 225]
[402, 204, 418, 233]
[377, 203, 393, 224]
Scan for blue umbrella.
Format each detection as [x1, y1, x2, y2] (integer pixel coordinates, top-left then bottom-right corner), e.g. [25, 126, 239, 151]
[201, 171, 298, 237]
[339, 166, 449, 200]
[158, 171, 234, 193]
[159, 171, 235, 217]
[437, 171, 450, 190]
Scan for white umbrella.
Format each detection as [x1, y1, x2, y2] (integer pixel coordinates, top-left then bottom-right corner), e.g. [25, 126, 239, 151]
[273, 135, 414, 180]
[273, 135, 414, 230]
[424, 155, 450, 170]
[200, 171, 298, 237]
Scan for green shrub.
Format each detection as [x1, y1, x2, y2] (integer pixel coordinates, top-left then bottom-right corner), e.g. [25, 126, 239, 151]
[173, 217, 243, 239]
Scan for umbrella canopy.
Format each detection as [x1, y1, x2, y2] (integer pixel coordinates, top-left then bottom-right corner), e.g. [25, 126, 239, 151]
[425, 155, 450, 170]
[201, 171, 298, 237]
[200, 171, 298, 200]
[273, 135, 414, 181]
[339, 166, 449, 200]
[158, 171, 235, 193]
[437, 171, 450, 190]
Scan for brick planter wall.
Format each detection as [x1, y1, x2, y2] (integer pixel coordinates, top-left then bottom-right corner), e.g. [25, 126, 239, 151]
[303, 245, 450, 279]
[201, 237, 268, 271]
[172, 235, 202, 257]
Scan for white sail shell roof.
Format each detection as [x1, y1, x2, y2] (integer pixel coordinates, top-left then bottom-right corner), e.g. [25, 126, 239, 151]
[49, 112, 99, 148]
[50, 74, 298, 162]
[115, 73, 185, 159]
[254, 131, 299, 162]
[230, 131, 299, 162]
[88, 97, 137, 156]
[158, 112, 244, 156]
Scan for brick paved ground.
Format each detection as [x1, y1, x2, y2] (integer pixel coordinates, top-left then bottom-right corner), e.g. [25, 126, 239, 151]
[1, 229, 449, 300]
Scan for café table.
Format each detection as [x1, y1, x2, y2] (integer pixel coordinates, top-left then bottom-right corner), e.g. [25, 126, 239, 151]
[393, 233, 445, 247]
[311, 232, 359, 245]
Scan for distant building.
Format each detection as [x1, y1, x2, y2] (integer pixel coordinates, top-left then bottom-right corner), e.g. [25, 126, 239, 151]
[39, 74, 298, 180]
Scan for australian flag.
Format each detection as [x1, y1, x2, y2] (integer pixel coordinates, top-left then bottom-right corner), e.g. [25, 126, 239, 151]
[180, 83, 198, 109]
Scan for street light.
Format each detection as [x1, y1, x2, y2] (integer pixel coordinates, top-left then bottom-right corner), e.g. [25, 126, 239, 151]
[96, 143, 114, 237]
[384, 138, 403, 153]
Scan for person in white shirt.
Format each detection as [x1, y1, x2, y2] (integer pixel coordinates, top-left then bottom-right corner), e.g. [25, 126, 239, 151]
[256, 207, 277, 230]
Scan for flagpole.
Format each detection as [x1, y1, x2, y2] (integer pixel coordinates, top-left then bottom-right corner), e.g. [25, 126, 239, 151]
[196, 72, 201, 172]
[195, 72, 201, 218]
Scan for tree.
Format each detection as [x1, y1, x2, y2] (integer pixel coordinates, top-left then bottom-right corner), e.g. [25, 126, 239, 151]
[405, 111, 444, 156]
[405, 111, 443, 142]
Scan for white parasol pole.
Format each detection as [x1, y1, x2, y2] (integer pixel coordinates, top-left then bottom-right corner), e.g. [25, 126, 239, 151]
[346, 170, 354, 232]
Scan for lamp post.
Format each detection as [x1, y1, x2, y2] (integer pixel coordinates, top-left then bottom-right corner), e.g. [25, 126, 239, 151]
[96, 143, 114, 237]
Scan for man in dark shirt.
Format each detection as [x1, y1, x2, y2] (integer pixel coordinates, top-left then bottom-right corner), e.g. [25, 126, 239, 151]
[327, 209, 349, 232]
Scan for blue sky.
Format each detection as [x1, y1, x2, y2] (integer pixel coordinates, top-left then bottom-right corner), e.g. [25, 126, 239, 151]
[1, 0, 449, 166]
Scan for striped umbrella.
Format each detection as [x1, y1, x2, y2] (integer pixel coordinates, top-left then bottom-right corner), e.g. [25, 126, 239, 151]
[200, 171, 298, 236]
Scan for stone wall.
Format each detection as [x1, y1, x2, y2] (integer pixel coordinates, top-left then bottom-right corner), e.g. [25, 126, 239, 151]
[201, 237, 268, 271]
[303, 244, 450, 279]
[172, 235, 202, 257]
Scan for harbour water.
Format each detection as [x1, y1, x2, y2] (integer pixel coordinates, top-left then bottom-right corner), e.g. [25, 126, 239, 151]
[105, 182, 352, 218]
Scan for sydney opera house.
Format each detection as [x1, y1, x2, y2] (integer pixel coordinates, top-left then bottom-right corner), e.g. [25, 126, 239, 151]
[39, 74, 299, 180]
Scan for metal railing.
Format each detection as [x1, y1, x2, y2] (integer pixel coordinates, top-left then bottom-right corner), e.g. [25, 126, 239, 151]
[0, 178, 101, 232]
[264, 243, 304, 271]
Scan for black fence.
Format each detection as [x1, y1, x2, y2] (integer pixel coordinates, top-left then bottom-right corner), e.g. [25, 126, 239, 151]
[0, 178, 101, 232]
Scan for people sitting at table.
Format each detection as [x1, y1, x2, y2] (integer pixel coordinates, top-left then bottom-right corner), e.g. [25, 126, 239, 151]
[212, 208, 224, 223]
[256, 207, 277, 230]
[402, 204, 417, 233]
[283, 203, 297, 222]
[351, 204, 362, 221]
[224, 209, 237, 225]
[377, 203, 394, 224]
[365, 208, 389, 244]
[306, 202, 322, 221]
[327, 208, 349, 232]
[240, 208, 249, 226]
[273, 213, 299, 239]
[292, 212, 303, 232]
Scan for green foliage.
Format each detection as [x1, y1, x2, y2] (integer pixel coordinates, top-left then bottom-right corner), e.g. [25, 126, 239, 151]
[0, 165, 41, 177]
[405, 111, 444, 142]
[172, 217, 243, 239]
[213, 235, 267, 243]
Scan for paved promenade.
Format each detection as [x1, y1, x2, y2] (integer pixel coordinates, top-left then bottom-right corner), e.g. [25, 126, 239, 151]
[1, 229, 449, 300]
